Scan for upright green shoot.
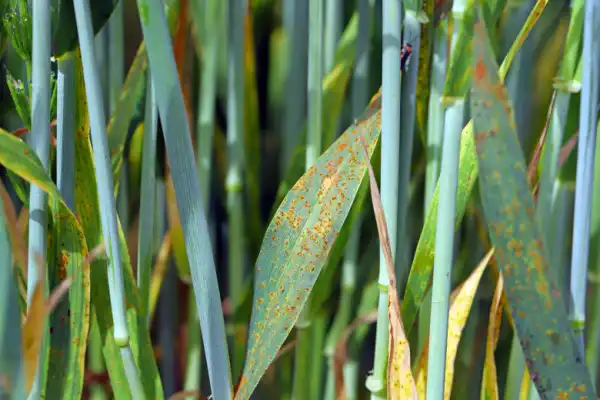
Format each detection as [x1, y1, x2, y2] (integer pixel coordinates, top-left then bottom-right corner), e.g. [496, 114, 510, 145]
[367, 1, 402, 398]
[72, 0, 144, 396]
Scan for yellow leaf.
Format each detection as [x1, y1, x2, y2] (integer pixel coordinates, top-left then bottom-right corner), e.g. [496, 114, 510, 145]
[415, 249, 493, 399]
[481, 275, 504, 400]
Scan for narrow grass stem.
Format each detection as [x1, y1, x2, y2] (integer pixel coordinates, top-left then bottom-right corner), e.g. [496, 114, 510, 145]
[137, 77, 157, 320]
[26, 0, 52, 395]
[226, 0, 248, 380]
[56, 56, 76, 210]
[134, 1, 233, 397]
[293, 1, 324, 398]
[366, 1, 402, 398]
[569, 0, 600, 355]
[425, 100, 463, 400]
[396, 11, 420, 289]
[72, 0, 143, 396]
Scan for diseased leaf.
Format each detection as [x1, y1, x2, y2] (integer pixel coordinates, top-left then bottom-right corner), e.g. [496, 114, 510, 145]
[0, 129, 90, 398]
[481, 275, 504, 400]
[401, 0, 547, 334]
[234, 92, 382, 400]
[360, 134, 417, 399]
[470, 13, 595, 398]
[415, 249, 492, 398]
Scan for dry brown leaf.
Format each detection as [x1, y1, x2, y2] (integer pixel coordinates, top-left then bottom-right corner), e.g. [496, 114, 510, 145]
[360, 135, 417, 399]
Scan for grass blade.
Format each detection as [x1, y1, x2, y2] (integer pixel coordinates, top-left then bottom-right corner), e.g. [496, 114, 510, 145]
[470, 11, 595, 398]
[135, 1, 232, 398]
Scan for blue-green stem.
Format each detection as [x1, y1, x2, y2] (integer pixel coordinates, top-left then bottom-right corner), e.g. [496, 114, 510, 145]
[569, 0, 600, 356]
[366, 1, 402, 398]
[110, 0, 129, 232]
[536, 0, 583, 244]
[293, 1, 324, 399]
[419, 20, 447, 354]
[226, 0, 248, 380]
[281, 0, 308, 169]
[396, 11, 420, 289]
[72, 0, 143, 397]
[425, 100, 463, 400]
[56, 56, 76, 210]
[325, 0, 343, 72]
[27, 0, 52, 396]
[134, 1, 232, 398]
[138, 76, 157, 320]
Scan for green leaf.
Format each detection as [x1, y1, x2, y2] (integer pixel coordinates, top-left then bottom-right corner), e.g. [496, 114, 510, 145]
[470, 13, 594, 398]
[67, 55, 163, 399]
[234, 92, 382, 400]
[0, 129, 90, 399]
[5, 69, 31, 129]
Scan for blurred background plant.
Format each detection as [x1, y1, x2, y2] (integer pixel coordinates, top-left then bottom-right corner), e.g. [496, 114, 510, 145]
[0, 0, 599, 399]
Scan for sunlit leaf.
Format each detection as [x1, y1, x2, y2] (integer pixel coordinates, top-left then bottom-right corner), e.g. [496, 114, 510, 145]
[470, 12, 594, 398]
[481, 275, 504, 400]
[234, 92, 382, 400]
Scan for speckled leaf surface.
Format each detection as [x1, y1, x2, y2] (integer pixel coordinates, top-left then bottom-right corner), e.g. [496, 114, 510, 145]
[415, 250, 491, 398]
[234, 92, 382, 400]
[481, 276, 504, 400]
[470, 14, 594, 399]
[0, 129, 90, 399]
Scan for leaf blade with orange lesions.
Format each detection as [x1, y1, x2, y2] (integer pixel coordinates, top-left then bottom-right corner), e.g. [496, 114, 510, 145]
[234, 92, 382, 400]
[0, 128, 90, 399]
[470, 11, 595, 398]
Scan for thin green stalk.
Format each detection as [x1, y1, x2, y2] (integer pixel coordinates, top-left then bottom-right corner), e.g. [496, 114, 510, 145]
[419, 20, 447, 354]
[293, 0, 324, 398]
[281, 0, 308, 170]
[536, 0, 583, 237]
[325, 0, 342, 72]
[138, 76, 157, 320]
[396, 10, 420, 289]
[195, 0, 222, 205]
[425, 99, 463, 399]
[226, 0, 248, 380]
[72, 0, 144, 397]
[334, 3, 371, 397]
[569, 0, 600, 356]
[110, 0, 129, 232]
[366, 1, 402, 398]
[56, 56, 76, 210]
[134, 1, 232, 397]
[27, 0, 52, 396]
